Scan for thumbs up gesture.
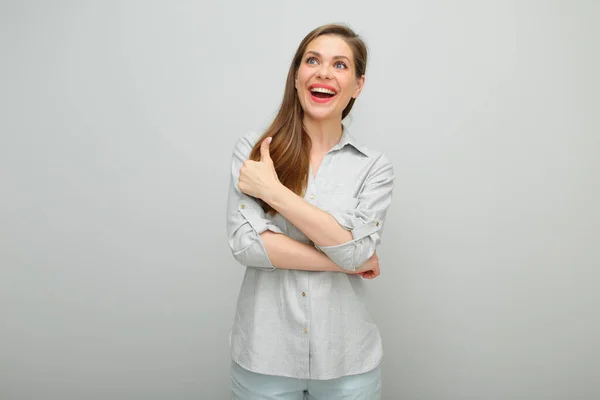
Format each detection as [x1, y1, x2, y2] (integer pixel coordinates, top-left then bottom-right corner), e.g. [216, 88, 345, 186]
[239, 137, 281, 201]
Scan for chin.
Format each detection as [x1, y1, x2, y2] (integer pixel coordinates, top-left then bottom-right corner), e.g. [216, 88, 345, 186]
[304, 107, 340, 122]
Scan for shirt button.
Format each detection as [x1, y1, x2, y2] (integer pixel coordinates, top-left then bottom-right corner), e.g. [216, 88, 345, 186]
[310, 194, 315, 200]
[304, 328, 308, 334]
[302, 292, 306, 297]
[375, 220, 380, 226]
[240, 204, 246, 209]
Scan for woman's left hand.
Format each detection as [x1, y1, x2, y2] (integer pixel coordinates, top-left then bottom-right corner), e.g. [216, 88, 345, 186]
[239, 137, 281, 200]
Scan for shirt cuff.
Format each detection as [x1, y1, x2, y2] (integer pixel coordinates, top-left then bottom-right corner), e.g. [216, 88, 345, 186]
[330, 212, 383, 241]
[238, 201, 283, 235]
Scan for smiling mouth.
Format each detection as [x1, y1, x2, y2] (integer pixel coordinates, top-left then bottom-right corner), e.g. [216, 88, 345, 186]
[309, 87, 337, 100]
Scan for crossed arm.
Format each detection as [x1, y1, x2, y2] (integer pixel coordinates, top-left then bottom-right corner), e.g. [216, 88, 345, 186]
[226, 134, 393, 276]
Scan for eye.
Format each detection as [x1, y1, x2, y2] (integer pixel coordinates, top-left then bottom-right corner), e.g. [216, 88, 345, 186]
[306, 56, 319, 65]
[334, 61, 348, 69]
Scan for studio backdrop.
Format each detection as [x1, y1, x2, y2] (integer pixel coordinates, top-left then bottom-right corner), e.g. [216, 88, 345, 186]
[1, 1, 598, 399]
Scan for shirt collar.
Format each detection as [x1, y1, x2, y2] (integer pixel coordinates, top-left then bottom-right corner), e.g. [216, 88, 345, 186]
[330, 125, 370, 157]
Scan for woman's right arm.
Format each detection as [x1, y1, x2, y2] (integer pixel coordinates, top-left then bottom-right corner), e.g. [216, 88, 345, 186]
[260, 230, 362, 272]
[263, 231, 378, 276]
[227, 132, 370, 273]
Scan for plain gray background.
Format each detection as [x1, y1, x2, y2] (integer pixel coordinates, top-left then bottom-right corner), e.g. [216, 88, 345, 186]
[1, 1, 598, 399]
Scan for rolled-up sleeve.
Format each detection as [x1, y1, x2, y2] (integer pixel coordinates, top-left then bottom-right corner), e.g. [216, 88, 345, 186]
[315, 155, 395, 271]
[226, 133, 283, 271]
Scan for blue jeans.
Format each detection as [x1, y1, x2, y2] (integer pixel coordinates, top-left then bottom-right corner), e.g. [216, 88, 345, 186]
[231, 361, 382, 400]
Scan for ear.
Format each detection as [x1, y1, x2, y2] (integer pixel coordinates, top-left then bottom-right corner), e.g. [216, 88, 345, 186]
[352, 75, 365, 99]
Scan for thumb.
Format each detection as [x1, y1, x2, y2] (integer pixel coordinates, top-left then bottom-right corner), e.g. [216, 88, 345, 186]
[260, 137, 272, 162]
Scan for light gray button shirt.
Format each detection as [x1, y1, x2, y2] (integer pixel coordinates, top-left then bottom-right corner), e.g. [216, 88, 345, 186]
[226, 127, 395, 380]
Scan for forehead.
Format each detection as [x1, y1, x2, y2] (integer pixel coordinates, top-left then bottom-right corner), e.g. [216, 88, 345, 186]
[304, 35, 354, 59]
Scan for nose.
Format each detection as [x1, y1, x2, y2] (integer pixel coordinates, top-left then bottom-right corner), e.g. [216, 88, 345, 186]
[316, 63, 333, 80]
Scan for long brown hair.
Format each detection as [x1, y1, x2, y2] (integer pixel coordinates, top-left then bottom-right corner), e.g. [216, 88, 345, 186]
[249, 24, 368, 215]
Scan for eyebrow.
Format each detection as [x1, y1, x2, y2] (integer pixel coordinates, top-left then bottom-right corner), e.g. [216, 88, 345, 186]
[304, 50, 351, 62]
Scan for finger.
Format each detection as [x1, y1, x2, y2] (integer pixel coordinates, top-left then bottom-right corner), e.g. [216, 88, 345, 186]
[260, 137, 272, 162]
[361, 271, 374, 279]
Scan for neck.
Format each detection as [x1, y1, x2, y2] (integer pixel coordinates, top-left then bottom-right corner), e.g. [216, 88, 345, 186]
[303, 116, 343, 153]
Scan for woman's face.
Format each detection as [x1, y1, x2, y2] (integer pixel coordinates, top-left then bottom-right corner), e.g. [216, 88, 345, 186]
[295, 35, 364, 124]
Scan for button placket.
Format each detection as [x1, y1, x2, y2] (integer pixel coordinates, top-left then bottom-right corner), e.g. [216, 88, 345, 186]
[306, 176, 316, 203]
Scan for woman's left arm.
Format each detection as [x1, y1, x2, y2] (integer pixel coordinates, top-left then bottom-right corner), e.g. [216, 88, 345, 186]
[240, 137, 395, 272]
[268, 157, 394, 272]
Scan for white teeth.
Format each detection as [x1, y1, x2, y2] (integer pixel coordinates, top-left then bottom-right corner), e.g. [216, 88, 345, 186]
[310, 87, 336, 95]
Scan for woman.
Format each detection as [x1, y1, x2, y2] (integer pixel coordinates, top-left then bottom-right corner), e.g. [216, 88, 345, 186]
[226, 23, 395, 399]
